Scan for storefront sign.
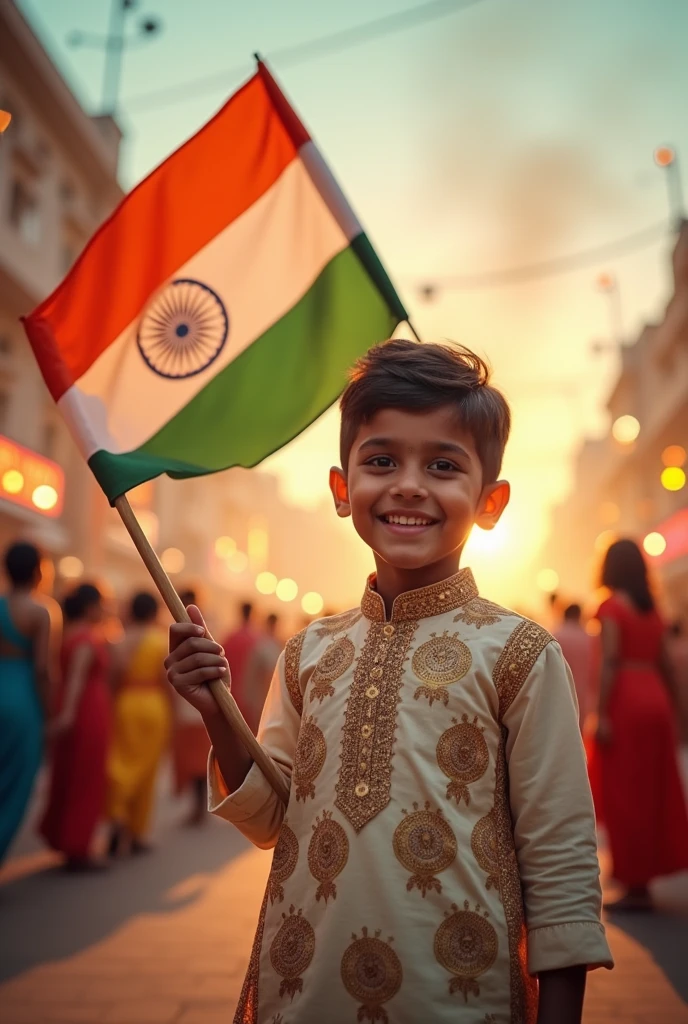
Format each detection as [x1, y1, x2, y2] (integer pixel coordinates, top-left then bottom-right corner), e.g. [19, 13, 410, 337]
[0, 434, 64, 518]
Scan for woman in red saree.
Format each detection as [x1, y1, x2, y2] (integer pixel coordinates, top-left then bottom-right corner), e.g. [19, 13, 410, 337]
[40, 583, 112, 870]
[595, 539, 688, 910]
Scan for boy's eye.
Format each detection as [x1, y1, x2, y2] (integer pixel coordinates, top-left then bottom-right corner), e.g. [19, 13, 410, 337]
[365, 455, 395, 468]
[430, 459, 459, 472]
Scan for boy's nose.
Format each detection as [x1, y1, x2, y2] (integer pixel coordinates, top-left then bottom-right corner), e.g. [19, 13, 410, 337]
[390, 471, 428, 500]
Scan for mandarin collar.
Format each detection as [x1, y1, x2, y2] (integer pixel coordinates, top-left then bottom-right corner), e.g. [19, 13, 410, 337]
[360, 568, 478, 623]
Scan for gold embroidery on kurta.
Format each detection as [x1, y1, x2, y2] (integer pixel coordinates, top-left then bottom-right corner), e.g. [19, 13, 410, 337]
[233, 888, 268, 1024]
[284, 628, 307, 717]
[493, 619, 553, 718]
[309, 636, 355, 704]
[434, 900, 498, 1002]
[412, 631, 472, 706]
[493, 735, 538, 1024]
[471, 811, 500, 894]
[293, 715, 326, 802]
[360, 568, 479, 622]
[436, 714, 489, 805]
[453, 597, 504, 629]
[335, 619, 417, 831]
[341, 928, 403, 1023]
[314, 608, 362, 637]
[393, 801, 457, 895]
[269, 905, 316, 1000]
[308, 809, 349, 903]
[268, 821, 299, 905]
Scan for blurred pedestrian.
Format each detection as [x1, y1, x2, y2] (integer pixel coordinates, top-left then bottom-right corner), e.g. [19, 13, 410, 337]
[108, 592, 171, 855]
[240, 613, 282, 734]
[667, 620, 688, 746]
[171, 588, 210, 826]
[40, 583, 112, 871]
[594, 539, 688, 910]
[220, 601, 259, 724]
[554, 603, 594, 729]
[0, 542, 58, 864]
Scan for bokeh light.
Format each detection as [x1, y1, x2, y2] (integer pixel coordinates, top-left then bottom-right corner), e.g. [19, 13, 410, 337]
[256, 571, 278, 595]
[2, 469, 24, 494]
[214, 536, 236, 559]
[599, 501, 619, 525]
[661, 466, 686, 491]
[58, 555, 84, 579]
[654, 146, 675, 167]
[276, 578, 298, 602]
[661, 445, 686, 467]
[301, 591, 324, 615]
[611, 415, 640, 445]
[161, 547, 185, 573]
[228, 550, 248, 573]
[536, 568, 559, 593]
[643, 532, 666, 557]
[31, 484, 58, 511]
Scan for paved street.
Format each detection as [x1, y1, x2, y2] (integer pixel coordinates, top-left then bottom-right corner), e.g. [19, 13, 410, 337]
[1, 767, 687, 1024]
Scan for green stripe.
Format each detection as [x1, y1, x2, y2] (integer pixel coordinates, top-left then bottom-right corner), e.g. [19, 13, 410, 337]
[90, 244, 398, 501]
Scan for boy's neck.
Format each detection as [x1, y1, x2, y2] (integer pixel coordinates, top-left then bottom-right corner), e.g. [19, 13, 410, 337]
[372, 554, 463, 618]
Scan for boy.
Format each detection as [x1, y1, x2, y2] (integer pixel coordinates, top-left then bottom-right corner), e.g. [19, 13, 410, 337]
[166, 340, 612, 1024]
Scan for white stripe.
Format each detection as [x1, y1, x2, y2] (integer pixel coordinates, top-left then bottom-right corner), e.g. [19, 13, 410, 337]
[58, 156, 355, 459]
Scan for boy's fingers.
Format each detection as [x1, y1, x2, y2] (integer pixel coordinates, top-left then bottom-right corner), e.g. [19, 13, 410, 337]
[169, 652, 228, 676]
[186, 603, 215, 641]
[164, 638, 223, 669]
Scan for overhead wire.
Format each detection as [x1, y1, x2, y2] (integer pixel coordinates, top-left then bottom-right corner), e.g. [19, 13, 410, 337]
[409, 220, 671, 292]
[124, 0, 484, 112]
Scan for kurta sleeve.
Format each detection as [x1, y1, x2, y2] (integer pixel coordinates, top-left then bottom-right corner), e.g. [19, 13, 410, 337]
[501, 637, 613, 974]
[207, 632, 305, 850]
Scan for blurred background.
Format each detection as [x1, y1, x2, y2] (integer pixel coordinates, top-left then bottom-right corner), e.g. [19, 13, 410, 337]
[1, 2, 687, 1022]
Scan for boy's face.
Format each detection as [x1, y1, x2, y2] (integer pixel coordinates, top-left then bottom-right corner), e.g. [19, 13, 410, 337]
[330, 406, 509, 578]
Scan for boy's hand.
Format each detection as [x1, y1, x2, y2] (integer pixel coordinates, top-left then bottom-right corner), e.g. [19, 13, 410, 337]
[165, 605, 230, 718]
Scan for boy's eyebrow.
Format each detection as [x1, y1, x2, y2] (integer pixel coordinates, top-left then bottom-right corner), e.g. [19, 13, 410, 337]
[357, 437, 473, 459]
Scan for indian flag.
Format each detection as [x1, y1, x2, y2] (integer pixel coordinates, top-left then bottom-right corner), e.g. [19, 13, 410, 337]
[22, 60, 407, 503]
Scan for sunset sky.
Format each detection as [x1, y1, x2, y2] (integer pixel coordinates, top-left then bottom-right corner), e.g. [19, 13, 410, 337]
[17, 0, 688, 607]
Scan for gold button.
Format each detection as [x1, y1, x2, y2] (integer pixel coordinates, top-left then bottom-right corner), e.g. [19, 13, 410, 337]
[359, 762, 367, 771]
[370, 666, 383, 680]
[355, 782, 369, 798]
[383, 624, 395, 637]
[509, 663, 517, 673]
[439, 592, 446, 600]
[361, 724, 372, 738]
[365, 685, 379, 699]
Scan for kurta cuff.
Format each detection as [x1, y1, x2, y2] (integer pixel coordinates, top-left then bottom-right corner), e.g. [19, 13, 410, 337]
[527, 920, 614, 974]
[207, 752, 275, 823]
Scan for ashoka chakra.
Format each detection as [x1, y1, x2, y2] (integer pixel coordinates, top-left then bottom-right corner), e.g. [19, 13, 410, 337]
[137, 278, 228, 379]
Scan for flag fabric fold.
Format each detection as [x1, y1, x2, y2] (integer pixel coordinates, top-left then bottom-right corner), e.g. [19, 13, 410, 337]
[23, 61, 407, 502]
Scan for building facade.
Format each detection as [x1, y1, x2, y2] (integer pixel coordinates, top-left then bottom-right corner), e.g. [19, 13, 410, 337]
[539, 223, 688, 620]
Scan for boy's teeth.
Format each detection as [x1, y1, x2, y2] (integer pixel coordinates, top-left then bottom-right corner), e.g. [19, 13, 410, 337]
[385, 514, 431, 526]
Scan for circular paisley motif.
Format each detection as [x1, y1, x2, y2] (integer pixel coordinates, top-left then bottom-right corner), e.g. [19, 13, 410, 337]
[293, 717, 326, 802]
[470, 812, 499, 889]
[270, 906, 315, 996]
[434, 902, 498, 990]
[308, 810, 349, 902]
[393, 804, 457, 876]
[341, 928, 403, 1007]
[412, 633, 472, 687]
[310, 636, 355, 703]
[137, 278, 228, 379]
[272, 823, 299, 883]
[436, 714, 488, 805]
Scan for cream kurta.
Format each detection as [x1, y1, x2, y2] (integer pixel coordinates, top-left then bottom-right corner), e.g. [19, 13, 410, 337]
[210, 569, 612, 1024]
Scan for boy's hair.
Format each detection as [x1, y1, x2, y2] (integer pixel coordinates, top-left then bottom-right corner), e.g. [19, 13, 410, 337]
[339, 339, 510, 482]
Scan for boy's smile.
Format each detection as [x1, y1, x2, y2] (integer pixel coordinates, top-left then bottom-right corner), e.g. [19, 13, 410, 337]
[330, 405, 510, 606]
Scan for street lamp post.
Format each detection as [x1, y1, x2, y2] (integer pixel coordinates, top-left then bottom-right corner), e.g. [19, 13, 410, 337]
[68, 0, 162, 117]
[654, 146, 685, 228]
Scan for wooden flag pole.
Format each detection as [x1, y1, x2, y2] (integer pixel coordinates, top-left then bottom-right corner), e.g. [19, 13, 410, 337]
[114, 494, 291, 807]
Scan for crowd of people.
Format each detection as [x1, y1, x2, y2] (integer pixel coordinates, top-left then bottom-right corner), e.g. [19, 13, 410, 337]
[1, 533, 687, 902]
[0, 542, 283, 870]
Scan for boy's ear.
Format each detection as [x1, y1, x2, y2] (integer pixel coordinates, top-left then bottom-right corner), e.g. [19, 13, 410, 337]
[474, 480, 510, 530]
[329, 467, 351, 518]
